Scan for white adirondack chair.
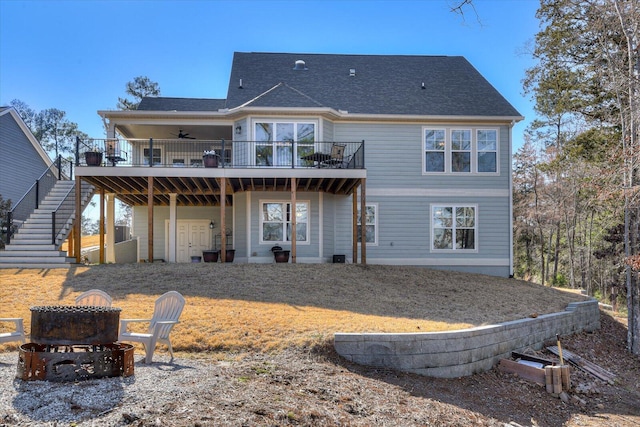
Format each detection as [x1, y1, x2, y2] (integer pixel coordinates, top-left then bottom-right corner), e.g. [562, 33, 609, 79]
[75, 289, 113, 307]
[118, 291, 185, 363]
[0, 318, 26, 345]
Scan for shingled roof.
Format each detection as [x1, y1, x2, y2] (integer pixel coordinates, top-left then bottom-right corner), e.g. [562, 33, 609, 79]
[137, 97, 226, 111]
[136, 52, 521, 118]
[225, 52, 521, 117]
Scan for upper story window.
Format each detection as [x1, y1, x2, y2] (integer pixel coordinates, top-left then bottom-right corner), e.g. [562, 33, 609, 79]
[423, 128, 498, 174]
[254, 121, 316, 166]
[424, 129, 446, 172]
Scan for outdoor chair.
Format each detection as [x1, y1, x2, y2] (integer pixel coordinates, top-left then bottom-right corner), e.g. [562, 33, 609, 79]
[320, 143, 347, 168]
[118, 290, 185, 363]
[0, 318, 26, 345]
[75, 289, 113, 307]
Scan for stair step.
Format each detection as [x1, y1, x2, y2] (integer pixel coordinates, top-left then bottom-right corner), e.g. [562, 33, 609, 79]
[5, 244, 57, 251]
[0, 250, 68, 257]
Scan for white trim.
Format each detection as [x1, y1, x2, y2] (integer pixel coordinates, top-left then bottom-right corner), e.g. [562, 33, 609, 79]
[508, 121, 515, 277]
[367, 258, 509, 267]
[367, 188, 509, 197]
[99, 107, 524, 125]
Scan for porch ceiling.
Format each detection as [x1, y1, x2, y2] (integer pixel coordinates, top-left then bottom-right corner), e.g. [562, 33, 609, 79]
[80, 175, 362, 207]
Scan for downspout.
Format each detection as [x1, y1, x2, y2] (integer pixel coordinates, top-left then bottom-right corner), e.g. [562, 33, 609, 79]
[509, 120, 515, 278]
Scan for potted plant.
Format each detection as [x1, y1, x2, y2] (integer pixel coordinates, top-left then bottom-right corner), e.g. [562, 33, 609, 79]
[203, 150, 219, 168]
[202, 250, 219, 262]
[84, 144, 103, 166]
[271, 245, 290, 263]
[223, 248, 235, 263]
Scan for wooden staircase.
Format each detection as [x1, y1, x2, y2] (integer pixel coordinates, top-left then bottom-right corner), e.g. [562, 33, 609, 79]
[0, 180, 94, 268]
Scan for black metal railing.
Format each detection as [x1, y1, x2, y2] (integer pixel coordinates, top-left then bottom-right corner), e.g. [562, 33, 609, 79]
[6, 156, 73, 244]
[51, 184, 76, 245]
[76, 138, 365, 169]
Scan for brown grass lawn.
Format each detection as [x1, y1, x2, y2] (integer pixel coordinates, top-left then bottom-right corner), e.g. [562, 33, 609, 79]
[0, 264, 590, 358]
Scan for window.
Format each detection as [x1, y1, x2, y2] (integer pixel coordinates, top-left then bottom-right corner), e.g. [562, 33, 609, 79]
[432, 205, 476, 251]
[451, 130, 471, 172]
[261, 201, 309, 243]
[357, 204, 377, 245]
[477, 129, 497, 172]
[423, 127, 498, 174]
[254, 121, 315, 166]
[424, 129, 445, 172]
[143, 148, 162, 166]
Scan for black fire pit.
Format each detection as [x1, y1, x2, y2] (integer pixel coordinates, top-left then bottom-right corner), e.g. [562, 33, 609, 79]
[17, 305, 134, 381]
[30, 305, 121, 345]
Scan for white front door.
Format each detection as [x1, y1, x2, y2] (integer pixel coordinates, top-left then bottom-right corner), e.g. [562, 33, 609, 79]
[175, 221, 211, 262]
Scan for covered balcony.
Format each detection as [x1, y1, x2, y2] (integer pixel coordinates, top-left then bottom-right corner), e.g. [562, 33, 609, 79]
[72, 137, 368, 265]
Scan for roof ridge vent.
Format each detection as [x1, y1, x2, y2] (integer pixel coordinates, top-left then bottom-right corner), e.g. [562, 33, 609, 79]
[293, 59, 308, 70]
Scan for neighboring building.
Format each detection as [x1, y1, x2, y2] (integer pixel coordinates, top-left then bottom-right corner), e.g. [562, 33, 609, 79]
[0, 107, 52, 204]
[77, 52, 523, 276]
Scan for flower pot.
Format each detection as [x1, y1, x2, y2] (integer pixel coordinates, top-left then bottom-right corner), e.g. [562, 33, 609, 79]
[271, 245, 289, 263]
[203, 155, 218, 168]
[85, 151, 102, 166]
[223, 249, 235, 263]
[273, 250, 290, 263]
[202, 250, 219, 263]
[191, 256, 202, 263]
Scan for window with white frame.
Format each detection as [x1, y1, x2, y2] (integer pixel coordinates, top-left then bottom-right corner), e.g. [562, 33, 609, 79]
[451, 129, 471, 172]
[477, 129, 497, 172]
[261, 201, 309, 243]
[357, 203, 377, 245]
[432, 205, 477, 251]
[423, 128, 498, 174]
[424, 129, 446, 172]
[254, 121, 315, 166]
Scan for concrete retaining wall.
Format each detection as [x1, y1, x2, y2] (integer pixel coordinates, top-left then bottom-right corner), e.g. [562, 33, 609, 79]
[334, 299, 599, 378]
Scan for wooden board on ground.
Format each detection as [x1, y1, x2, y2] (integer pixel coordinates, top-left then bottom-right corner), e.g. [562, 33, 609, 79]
[498, 359, 546, 385]
[546, 346, 616, 383]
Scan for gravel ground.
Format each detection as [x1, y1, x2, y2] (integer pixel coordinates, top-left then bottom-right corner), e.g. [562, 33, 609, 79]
[1, 313, 639, 427]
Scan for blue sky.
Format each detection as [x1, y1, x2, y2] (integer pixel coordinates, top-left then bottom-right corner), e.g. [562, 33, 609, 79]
[0, 0, 539, 151]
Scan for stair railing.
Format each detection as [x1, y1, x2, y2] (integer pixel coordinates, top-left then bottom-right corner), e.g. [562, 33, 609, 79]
[5, 155, 74, 244]
[51, 184, 77, 246]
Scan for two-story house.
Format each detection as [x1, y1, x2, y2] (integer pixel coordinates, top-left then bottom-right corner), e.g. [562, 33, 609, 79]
[75, 52, 522, 276]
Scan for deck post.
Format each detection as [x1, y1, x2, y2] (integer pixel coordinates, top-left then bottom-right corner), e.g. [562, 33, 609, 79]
[74, 178, 82, 264]
[291, 177, 297, 263]
[99, 188, 105, 264]
[352, 189, 358, 263]
[220, 177, 226, 262]
[148, 176, 154, 262]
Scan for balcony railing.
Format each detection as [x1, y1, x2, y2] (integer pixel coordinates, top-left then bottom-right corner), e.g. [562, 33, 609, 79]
[76, 138, 365, 169]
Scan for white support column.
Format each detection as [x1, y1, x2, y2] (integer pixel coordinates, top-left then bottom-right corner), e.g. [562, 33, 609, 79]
[106, 193, 116, 263]
[169, 194, 177, 263]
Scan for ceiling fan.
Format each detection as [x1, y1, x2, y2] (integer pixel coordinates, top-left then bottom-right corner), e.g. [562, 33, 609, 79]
[172, 129, 196, 139]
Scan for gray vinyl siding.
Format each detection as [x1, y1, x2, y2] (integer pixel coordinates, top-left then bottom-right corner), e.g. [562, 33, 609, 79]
[334, 122, 511, 190]
[0, 113, 51, 204]
[248, 192, 322, 259]
[321, 118, 334, 142]
[133, 205, 233, 260]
